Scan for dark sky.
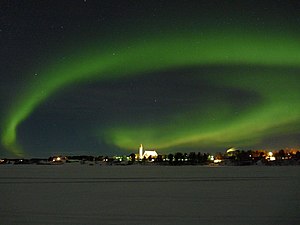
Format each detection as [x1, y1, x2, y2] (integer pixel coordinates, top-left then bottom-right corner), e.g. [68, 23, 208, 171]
[1, 0, 300, 157]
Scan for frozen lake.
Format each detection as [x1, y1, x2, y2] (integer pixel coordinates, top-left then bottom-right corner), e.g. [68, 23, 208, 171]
[1, 165, 299, 225]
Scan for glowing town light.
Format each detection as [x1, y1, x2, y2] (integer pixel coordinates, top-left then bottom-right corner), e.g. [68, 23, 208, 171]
[214, 159, 222, 163]
[266, 152, 276, 161]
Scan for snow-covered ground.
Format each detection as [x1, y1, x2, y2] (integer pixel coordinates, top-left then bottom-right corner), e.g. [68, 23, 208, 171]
[1, 165, 299, 225]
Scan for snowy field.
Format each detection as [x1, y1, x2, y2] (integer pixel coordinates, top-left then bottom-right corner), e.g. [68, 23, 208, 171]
[1, 165, 299, 225]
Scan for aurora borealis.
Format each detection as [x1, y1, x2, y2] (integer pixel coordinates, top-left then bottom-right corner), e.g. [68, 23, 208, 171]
[1, 1, 300, 157]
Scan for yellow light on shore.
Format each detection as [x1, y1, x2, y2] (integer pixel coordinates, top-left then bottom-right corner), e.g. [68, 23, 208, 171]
[266, 152, 276, 161]
[214, 159, 222, 163]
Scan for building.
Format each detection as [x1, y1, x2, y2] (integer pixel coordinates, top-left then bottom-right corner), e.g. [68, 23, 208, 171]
[143, 150, 158, 160]
[138, 144, 158, 160]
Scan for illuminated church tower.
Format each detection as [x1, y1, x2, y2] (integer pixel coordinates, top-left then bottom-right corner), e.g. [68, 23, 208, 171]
[139, 144, 143, 160]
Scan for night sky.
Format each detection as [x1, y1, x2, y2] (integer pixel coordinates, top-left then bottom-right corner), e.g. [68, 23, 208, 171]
[1, 0, 300, 157]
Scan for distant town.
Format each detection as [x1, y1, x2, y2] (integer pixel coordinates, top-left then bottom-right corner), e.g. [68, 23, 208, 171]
[1, 145, 300, 166]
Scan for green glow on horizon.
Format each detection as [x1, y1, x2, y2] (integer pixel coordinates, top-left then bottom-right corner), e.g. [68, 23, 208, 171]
[2, 29, 300, 155]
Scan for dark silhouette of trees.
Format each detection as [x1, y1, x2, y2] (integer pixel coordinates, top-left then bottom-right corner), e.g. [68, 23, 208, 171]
[196, 152, 209, 164]
[156, 154, 163, 163]
[296, 151, 300, 160]
[278, 149, 286, 159]
[167, 154, 174, 165]
[174, 152, 184, 164]
[128, 153, 136, 164]
[188, 152, 197, 164]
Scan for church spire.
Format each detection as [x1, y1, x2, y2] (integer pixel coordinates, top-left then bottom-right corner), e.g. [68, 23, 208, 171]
[139, 144, 143, 160]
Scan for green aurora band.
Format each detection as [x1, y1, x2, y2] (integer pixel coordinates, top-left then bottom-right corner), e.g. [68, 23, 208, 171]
[2, 30, 300, 156]
[105, 72, 300, 150]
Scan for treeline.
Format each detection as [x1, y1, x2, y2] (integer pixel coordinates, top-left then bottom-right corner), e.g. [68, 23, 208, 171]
[2, 149, 300, 166]
[128, 149, 300, 166]
[130, 152, 211, 165]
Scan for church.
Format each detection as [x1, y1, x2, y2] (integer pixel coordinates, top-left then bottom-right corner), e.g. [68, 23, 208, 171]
[138, 144, 158, 160]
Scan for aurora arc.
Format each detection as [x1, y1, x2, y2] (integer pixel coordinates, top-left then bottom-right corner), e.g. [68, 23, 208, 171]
[2, 30, 300, 156]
